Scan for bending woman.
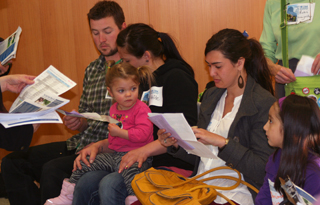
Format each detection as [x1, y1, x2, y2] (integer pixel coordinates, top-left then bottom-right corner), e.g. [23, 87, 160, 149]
[72, 23, 198, 205]
[158, 29, 276, 204]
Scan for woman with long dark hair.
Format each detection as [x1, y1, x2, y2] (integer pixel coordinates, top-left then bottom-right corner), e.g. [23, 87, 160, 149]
[158, 28, 276, 204]
[72, 23, 198, 205]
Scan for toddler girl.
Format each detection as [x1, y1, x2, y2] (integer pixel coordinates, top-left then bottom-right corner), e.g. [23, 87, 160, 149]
[255, 95, 320, 204]
[45, 61, 154, 205]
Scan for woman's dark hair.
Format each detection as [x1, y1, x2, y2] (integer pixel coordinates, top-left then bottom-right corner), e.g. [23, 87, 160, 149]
[205, 29, 274, 95]
[87, 1, 125, 30]
[274, 95, 320, 193]
[116, 23, 194, 77]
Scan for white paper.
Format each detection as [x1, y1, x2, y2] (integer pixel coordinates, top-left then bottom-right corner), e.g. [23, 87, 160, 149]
[268, 179, 283, 205]
[148, 113, 216, 159]
[0, 65, 75, 127]
[9, 65, 76, 112]
[294, 55, 314, 77]
[0, 26, 22, 65]
[1, 111, 62, 128]
[56, 109, 120, 124]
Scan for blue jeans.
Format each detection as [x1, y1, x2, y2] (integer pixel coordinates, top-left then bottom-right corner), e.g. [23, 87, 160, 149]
[72, 170, 127, 205]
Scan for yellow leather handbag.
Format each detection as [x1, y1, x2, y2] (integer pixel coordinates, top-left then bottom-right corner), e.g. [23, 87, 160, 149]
[131, 166, 259, 205]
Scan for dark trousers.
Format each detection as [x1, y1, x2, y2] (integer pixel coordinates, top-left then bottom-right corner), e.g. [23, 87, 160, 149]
[1, 141, 77, 205]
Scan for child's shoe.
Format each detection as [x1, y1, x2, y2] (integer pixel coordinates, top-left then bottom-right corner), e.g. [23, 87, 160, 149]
[125, 195, 138, 205]
[44, 179, 75, 205]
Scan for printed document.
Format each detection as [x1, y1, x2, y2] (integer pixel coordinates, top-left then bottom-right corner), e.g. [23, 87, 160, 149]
[148, 113, 216, 158]
[0, 26, 22, 65]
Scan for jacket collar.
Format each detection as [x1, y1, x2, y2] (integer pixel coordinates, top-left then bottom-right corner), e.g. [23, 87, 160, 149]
[199, 75, 259, 135]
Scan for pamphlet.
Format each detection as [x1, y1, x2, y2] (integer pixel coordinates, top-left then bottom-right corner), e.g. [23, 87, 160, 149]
[148, 113, 216, 159]
[0, 65, 76, 128]
[0, 26, 22, 65]
[280, 177, 316, 205]
[56, 109, 120, 124]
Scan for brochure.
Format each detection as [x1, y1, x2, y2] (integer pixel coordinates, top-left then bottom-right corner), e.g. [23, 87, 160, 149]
[148, 113, 216, 159]
[0, 65, 76, 128]
[280, 177, 316, 205]
[0, 26, 22, 65]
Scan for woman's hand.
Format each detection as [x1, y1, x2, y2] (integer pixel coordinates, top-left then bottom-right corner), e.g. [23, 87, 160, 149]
[192, 127, 226, 148]
[0, 74, 35, 93]
[157, 129, 178, 148]
[119, 146, 148, 173]
[274, 66, 296, 84]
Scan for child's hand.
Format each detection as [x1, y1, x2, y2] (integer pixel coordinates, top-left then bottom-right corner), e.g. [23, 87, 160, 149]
[108, 123, 122, 136]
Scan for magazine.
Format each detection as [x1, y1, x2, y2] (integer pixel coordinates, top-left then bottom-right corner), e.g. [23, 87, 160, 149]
[0, 26, 22, 65]
[280, 177, 316, 205]
[0, 65, 76, 128]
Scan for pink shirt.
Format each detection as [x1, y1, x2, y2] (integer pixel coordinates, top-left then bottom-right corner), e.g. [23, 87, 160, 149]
[108, 99, 153, 152]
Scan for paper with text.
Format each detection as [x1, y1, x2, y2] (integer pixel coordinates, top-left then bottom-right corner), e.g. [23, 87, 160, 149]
[148, 113, 216, 158]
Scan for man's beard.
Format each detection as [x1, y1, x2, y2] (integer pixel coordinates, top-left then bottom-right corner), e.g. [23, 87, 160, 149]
[102, 47, 118, 57]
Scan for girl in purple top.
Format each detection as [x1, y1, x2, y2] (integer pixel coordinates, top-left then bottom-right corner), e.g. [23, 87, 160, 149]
[255, 95, 320, 205]
[45, 62, 154, 205]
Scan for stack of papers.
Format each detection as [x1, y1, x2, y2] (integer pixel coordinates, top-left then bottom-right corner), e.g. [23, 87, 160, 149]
[0, 26, 22, 65]
[0, 65, 76, 128]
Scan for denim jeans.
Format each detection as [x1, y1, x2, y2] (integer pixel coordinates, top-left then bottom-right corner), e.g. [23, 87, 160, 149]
[72, 171, 127, 205]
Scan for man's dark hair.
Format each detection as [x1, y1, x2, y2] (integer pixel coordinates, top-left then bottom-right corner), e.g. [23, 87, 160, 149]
[87, 1, 125, 30]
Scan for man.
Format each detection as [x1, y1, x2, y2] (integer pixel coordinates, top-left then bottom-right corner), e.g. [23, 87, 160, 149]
[1, 1, 126, 204]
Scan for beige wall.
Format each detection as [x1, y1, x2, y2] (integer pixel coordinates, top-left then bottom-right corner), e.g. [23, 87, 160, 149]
[0, 0, 267, 159]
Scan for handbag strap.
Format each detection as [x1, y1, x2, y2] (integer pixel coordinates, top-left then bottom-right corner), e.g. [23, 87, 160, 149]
[171, 166, 259, 193]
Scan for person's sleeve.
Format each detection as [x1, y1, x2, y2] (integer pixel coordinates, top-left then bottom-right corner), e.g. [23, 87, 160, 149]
[260, 0, 278, 63]
[255, 156, 274, 205]
[167, 145, 198, 166]
[128, 105, 153, 143]
[303, 162, 320, 198]
[0, 124, 34, 151]
[218, 96, 276, 185]
[163, 69, 198, 126]
[78, 67, 90, 113]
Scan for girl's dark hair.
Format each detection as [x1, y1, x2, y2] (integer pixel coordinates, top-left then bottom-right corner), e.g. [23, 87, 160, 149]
[106, 61, 154, 97]
[87, 1, 125, 30]
[274, 95, 320, 193]
[116, 23, 194, 77]
[205, 29, 274, 95]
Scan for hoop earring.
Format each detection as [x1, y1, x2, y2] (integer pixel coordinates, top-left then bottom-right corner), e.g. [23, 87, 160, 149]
[238, 74, 244, 88]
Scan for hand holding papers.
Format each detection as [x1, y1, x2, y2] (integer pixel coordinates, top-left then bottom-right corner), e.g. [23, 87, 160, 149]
[148, 113, 216, 159]
[0, 65, 76, 127]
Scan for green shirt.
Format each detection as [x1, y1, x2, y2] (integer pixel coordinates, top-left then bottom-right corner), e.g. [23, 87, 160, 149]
[260, 0, 320, 63]
[66, 55, 112, 152]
